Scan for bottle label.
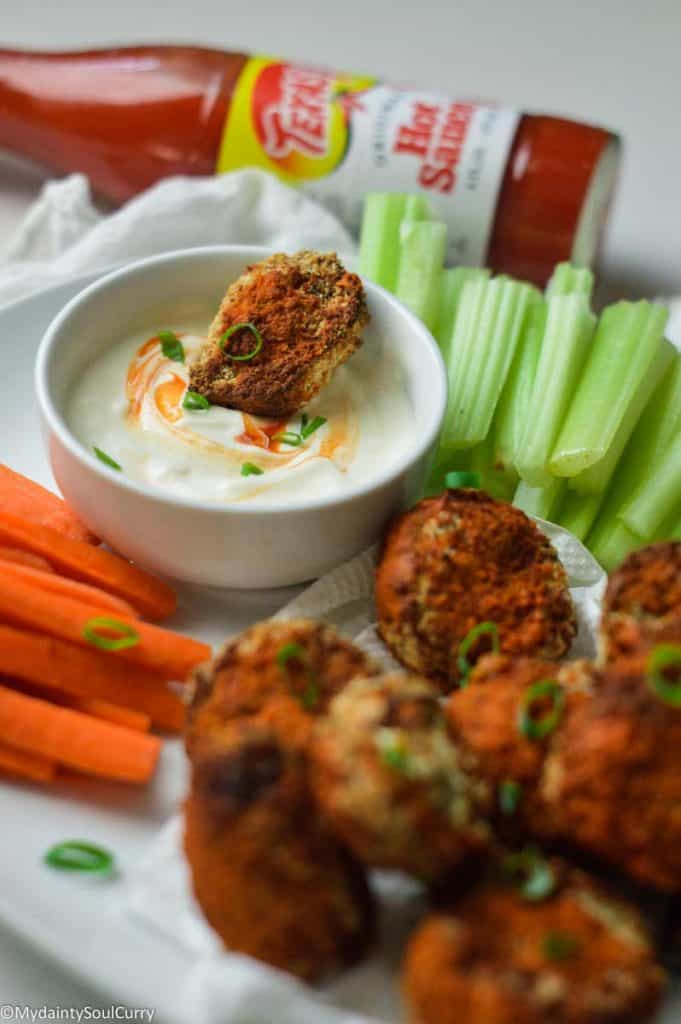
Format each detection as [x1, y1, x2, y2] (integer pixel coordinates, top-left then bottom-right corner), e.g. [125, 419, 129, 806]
[217, 57, 519, 265]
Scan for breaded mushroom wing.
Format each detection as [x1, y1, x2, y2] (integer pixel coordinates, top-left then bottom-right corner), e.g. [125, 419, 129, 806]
[184, 703, 374, 980]
[186, 618, 379, 757]
[311, 672, 492, 879]
[189, 251, 368, 417]
[375, 489, 576, 691]
[600, 542, 681, 663]
[404, 862, 665, 1024]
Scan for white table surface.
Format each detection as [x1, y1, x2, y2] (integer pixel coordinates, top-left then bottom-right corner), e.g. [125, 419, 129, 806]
[0, 0, 679, 1014]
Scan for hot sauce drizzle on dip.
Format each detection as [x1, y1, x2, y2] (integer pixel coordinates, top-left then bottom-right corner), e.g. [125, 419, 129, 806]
[67, 323, 410, 505]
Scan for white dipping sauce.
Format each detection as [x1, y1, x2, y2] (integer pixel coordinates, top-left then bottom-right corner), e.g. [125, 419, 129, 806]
[66, 322, 414, 505]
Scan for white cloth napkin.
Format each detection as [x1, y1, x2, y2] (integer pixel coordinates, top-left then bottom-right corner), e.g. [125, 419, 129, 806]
[0, 170, 357, 309]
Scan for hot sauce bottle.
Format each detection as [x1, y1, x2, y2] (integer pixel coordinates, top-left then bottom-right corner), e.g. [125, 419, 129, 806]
[0, 45, 620, 286]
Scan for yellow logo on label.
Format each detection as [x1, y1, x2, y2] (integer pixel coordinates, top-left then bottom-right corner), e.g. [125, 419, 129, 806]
[217, 57, 374, 182]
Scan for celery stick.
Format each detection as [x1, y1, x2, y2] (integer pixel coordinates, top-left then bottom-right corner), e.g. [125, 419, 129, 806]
[358, 193, 408, 291]
[513, 478, 566, 522]
[652, 503, 681, 541]
[435, 267, 490, 355]
[568, 337, 675, 495]
[442, 277, 534, 449]
[550, 302, 668, 479]
[464, 281, 536, 445]
[557, 490, 602, 541]
[545, 262, 594, 300]
[620, 431, 681, 540]
[516, 294, 596, 487]
[470, 433, 518, 502]
[588, 518, 642, 573]
[395, 220, 446, 333]
[403, 194, 431, 221]
[602, 350, 681, 515]
[493, 298, 546, 471]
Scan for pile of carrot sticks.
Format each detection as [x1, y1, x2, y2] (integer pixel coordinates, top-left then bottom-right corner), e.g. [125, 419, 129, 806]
[0, 465, 211, 786]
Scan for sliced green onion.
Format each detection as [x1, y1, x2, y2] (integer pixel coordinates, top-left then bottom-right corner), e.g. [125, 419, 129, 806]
[83, 617, 140, 652]
[301, 681, 319, 711]
[457, 622, 500, 683]
[395, 219, 446, 332]
[518, 680, 565, 741]
[158, 330, 185, 363]
[550, 302, 668, 479]
[241, 462, 264, 477]
[44, 840, 114, 874]
[274, 431, 303, 447]
[93, 447, 121, 472]
[276, 642, 307, 669]
[300, 415, 327, 440]
[182, 390, 211, 411]
[445, 471, 480, 490]
[646, 644, 681, 707]
[498, 780, 523, 816]
[381, 747, 409, 773]
[276, 642, 319, 710]
[516, 294, 595, 487]
[220, 322, 264, 362]
[502, 847, 556, 902]
[543, 931, 580, 961]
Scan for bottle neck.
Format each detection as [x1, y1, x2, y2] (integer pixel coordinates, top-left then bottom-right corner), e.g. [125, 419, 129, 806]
[0, 46, 248, 202]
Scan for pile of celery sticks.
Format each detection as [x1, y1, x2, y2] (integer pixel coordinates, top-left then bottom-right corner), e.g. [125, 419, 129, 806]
[359, 192, 681, 571]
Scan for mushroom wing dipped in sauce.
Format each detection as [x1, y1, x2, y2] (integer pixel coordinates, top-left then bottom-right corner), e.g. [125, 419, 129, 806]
[66, 250, 411, 505]
[190, 251, 369, 418]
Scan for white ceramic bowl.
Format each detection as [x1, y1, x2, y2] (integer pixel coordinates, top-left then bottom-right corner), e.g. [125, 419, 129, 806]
[36, 246, 446, 588]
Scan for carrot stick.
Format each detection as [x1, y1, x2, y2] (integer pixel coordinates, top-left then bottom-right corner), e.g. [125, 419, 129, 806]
[70, 698, 151, 733]
[0, 512, 176, 621]
[0, 740, 56, 783]
[0, 577, 209, 679]
[0, 465, 98, 545]
[0, 560, 140, 618]
[0, 625, 185, 731]
[0, 684, 160, 783]
[0, 547, 54, 572]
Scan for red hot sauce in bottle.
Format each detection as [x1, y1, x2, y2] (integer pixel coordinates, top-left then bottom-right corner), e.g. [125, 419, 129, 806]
[0, 46, 620, 286]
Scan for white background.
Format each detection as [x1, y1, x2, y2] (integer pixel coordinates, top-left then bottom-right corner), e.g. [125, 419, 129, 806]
[0, 0, 680, 1012]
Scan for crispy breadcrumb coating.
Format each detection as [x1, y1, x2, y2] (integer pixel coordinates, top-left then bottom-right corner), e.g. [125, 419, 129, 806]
[184, 700, 374, 980]
[186, 618, 378, 757]
[600, 542, 681, 662]
[189, 251, 368, 417]
[375, 490, 576, 691]
[447, 655, 593, 834]
[404, 863, 665, 1024]
[540, 666, 681, 891]
[311, 673, 492, 879]
[449, 651, 681, 891]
